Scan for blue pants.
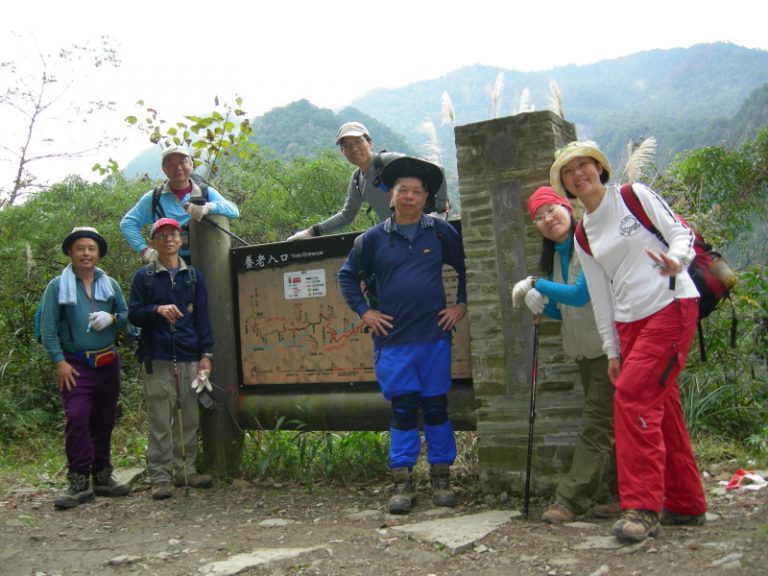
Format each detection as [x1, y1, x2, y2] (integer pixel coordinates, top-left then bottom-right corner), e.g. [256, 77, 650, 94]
[376, 340, 457, 468]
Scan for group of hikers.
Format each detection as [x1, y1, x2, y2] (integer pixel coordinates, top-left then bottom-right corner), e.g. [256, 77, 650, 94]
[39, 121, 707, 545]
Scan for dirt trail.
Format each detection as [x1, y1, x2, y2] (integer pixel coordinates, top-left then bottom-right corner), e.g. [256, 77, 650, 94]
[0, 464, 766, 576]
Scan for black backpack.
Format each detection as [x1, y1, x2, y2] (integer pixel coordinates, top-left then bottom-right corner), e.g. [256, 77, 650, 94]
[151, 173, 210, 220]
[575, 183, 737, 361]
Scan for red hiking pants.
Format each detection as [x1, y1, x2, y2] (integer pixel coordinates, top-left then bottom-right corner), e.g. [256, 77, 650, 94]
[614, 298, 707, 515]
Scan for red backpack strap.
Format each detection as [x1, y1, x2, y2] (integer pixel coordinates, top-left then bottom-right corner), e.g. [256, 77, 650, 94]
[620, 183, 668, 246]
[574, 221, 592, 256]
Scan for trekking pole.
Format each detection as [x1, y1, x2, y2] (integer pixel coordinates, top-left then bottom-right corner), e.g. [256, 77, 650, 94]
[169, 322, 190, 496]
[522, 314, 541, 519]
[183, 200, 252, 246]
[200, 215, 251, 246]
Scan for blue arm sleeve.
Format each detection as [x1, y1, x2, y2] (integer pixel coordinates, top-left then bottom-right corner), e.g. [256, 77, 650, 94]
[338, 246, 370, 318]
[120, 191, 154, 254]
[535, 270, 590, 308]
[206, 187, 240, 219]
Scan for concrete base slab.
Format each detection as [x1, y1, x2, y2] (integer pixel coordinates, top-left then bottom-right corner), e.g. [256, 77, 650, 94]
[391, 510, 519, 554]
[199, 545, 327, 575]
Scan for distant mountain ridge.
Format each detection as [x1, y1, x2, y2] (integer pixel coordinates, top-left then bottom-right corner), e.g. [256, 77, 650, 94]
[350, 42, 768, 173]
[125, 43, 768, 185]
[248, 99, 417, 160]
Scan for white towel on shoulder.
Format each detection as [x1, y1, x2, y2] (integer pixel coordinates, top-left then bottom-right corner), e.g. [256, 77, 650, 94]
[57, 264, 115, 305]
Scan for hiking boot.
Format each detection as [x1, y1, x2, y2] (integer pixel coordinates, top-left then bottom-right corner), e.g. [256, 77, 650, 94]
[611, 509, 660, 543]
[92, 466, 131, 497]
[388, 467, 417, 514]
[590, 500, 621, 519]
[542, 501, 576, 524]
[430, 463, 457, 508]
[54, 471, 95, 510]
[660, 509, 707, 526]
[151, 481, 172, 500]
[175, 473, 213, 489]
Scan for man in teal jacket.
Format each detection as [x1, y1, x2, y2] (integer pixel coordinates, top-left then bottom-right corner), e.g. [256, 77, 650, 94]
[40, 226, 130, 509]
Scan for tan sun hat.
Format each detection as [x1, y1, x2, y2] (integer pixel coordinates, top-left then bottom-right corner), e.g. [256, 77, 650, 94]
[549, 140, 612, 198]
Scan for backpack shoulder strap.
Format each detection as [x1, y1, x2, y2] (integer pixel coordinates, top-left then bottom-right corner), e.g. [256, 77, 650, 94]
[353, 234, 365, 282]
[187, 265, 198, 298]
[142, 262, 155, 299]
[151, 184, 166, 220]
[189, 173, 210, 201]
[574, 221, 592, 256]
[353, 168, 364, 197]
[371, 152, 386, 188]
[620, 183, 667, 246]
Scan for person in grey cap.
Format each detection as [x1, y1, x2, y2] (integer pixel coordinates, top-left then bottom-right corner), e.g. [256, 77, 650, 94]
[39, 227, 131, 509]
[286, 122, 449, 240]
[120, 144, 240, 263]
[338, 156, 466, 514]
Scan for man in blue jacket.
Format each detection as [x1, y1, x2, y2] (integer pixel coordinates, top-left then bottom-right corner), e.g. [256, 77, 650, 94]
[338, 156, 467, 514]
[120, 145, 239, 263]
[128, 217, 215, 499]
[40, 226, 131, 509]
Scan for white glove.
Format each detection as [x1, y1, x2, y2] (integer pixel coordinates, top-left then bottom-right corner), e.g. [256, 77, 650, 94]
[185, 201, 213, 222]
[88, 311, 115, 332]
[512, 276, 536, 308]
[191, 369, 212, 394]
[287, 229, 313, 241]
[141, 247, 158, 264]
[524, 288, 549, 315]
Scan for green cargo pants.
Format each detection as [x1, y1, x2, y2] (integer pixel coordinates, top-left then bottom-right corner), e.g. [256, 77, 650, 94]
[555, 354, 616, 514]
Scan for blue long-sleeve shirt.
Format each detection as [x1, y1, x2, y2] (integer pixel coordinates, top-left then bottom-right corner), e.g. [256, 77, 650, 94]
[120, 182, 239, 258]
[40, 272, 128, 364]
[338, 215, 466, 348]
[535, 236, 590, 320]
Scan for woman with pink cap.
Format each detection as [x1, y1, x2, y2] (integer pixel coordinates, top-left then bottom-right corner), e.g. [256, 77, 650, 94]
[513, 186, 615, 526]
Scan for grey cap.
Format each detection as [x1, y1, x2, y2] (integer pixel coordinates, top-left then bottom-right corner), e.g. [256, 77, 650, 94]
[335, 122, 370, 145]
[161, 144, 191, 164]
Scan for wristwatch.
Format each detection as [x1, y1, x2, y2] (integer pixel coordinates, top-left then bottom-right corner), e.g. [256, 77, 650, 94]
[201, 352, 214, 361]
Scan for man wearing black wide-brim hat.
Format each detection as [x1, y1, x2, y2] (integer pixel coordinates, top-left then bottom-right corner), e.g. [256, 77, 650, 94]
[338, 156, 467, 514]
[39, 227, 131, 509]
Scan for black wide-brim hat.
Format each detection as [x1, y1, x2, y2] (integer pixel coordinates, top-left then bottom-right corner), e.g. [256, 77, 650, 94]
[380, 156, 443, 196]
[62, 227, 108, 257]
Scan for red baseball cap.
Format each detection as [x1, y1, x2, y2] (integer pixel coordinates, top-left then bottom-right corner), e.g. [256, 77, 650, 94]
[151, 217, 182, 238]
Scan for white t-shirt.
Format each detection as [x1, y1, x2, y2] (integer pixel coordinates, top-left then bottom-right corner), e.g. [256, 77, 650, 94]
[576, 183, 699, 358]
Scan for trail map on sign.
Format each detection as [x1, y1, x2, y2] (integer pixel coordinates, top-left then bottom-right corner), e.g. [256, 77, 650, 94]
[233, 234, 471, 387]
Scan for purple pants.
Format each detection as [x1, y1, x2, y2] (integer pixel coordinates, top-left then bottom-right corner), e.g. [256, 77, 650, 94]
[60, 353, 121, 474]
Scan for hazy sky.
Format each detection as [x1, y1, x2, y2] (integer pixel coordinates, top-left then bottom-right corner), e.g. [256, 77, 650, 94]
[2, 0, 767, 186]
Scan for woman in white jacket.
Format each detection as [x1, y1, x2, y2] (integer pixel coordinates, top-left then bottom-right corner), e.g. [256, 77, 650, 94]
[550, 141, 706, 544]
[513, 186, 615, 525]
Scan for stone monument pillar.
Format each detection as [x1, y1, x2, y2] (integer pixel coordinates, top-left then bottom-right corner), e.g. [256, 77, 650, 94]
[455, 111, 584, 496]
